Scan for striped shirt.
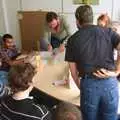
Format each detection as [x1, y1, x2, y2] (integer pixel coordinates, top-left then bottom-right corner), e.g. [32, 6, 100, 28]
[0, 96, 52, 120]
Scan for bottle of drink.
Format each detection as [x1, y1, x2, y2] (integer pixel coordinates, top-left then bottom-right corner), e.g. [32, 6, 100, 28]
[35, 51, 41, 68]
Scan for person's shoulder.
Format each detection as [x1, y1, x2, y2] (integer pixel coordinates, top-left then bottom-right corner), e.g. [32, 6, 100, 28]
[59, 14, 66, 19]
[0, 47, 7, 55]
[69, 30, 80, 40]
[87, 25, 105, 31]
[0, 47, 7, 51]
[92, 25, 113, 34]
[94, 25, 112, 31]
[58, 14, 67, 23]
[1, 95, 12, 105]
[44, 21, 50, 31]
[67, 30, 79, 45]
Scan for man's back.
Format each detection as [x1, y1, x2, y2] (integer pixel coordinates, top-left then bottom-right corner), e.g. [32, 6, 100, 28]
[0, 96, 52, 120]
[66, 25, 120, 73]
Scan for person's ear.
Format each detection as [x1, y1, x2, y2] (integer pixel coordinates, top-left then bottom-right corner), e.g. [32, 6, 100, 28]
[76, 20, 81, 29]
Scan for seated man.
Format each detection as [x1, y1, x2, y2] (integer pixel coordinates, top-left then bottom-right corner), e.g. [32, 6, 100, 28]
[54, 102, 82, 120]
[43, 12, 71, 52]
[0, 34, 25, 97]
[0, 63, 52, 120]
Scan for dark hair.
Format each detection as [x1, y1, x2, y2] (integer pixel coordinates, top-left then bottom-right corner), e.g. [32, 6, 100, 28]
[2, 34, 13, 42]
[46, 12, 58, 23]
[75, 5, 93, 25]
[8, 63, 36, 93]
[54, 102, 82, 120]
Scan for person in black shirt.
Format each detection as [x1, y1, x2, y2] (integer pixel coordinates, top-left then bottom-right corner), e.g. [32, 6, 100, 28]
[0, 63, 52, 120]
[65, 5, 120, 120]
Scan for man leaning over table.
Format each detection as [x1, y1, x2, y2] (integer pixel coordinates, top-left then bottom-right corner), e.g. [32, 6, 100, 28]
[42, 12, 71, 52]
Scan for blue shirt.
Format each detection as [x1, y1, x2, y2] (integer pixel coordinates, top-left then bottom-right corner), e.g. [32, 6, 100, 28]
[0, 46, 18, 72]
[65, 25, 120, 73]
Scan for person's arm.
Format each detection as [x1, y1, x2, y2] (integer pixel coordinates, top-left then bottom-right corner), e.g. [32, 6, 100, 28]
[93, 29, 120, 78]
[61, 15, 72, 45]
[93, 44, 120, 78]
[43, 31, 51, 45]
[0, 50, 24, 66]
[7, 59, 24, 66]
[115, 43, 120, 74]
[65, 37, 80, 89]
[69, 62, 80, 88]
[43, 24, 52, 51]
[62, 15, 71, 37]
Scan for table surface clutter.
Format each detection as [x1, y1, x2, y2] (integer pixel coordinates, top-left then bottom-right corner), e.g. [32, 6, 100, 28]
[33, 51, 80, 106]
[17, 51, 80, 106]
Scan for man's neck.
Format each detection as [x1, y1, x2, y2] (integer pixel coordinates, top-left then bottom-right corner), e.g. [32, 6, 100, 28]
[12, 90, 30, 100]
[80, 23, 93, 27]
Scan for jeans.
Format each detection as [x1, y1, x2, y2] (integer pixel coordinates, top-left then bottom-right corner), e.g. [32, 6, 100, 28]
[0, 71, 8, 98]
[80, 75, 118, 120]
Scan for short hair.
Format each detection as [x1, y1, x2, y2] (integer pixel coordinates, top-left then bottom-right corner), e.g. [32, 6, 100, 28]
[2, 34, 13, 42]
[8, 63, 36, 93]
[75, 5, 93, 25]
[46, 12, 58, 23]
[54, 102, 82, 120]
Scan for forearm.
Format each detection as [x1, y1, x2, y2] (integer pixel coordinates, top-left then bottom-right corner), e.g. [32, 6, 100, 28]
[8, 59, 24, 66]
[43, 29, 51, 45]
[115, 54, 120, 74]
[115, 43, 120, 74]
[69, 62, 79, 88]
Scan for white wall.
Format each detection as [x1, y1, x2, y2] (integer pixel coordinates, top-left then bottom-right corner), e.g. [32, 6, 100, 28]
[1, 0, 120, 48]
[112, 0, 120, 21]
[0, 0, 21, 48]
[21, 0, 62, 12]
[63, 0, 112, 15]
[0, 0, 6, 34]
[4, 0, 21, 48]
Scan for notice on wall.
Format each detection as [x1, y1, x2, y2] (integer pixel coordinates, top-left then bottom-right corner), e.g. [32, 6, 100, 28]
[73, 0, 99, 5]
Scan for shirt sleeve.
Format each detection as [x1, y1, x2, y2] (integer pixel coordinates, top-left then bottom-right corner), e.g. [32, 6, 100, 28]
[43, 24, 51, 45]
[61, 15, 72, 45]
[62, 15, 72, 37]
[110, 29, 120, 48]
[65, 37, 76, 62]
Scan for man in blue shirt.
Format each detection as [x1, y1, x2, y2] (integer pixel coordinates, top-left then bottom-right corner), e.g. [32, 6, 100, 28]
[65, 5, 120, 120]
[0, 34, 25, 97]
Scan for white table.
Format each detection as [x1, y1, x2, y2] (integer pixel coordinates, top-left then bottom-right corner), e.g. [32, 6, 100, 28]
[33, 52, 80, 106]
